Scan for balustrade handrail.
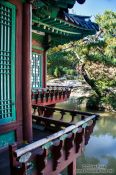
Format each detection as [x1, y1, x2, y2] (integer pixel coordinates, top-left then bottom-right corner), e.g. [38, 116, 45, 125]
[47, 85, 73, 88]
[15, 114, 97, 158]
[37, 105, 96, 116]
[32, 86, 72, 93]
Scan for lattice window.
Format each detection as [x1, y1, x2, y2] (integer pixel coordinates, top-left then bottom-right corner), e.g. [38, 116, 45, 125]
[31, 53, 42, 89]
[0, 2, 16, 124]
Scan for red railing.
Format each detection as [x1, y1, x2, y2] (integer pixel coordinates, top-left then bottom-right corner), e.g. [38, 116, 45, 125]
[9, 106, 99, 175]
[31, 86, 72, 106]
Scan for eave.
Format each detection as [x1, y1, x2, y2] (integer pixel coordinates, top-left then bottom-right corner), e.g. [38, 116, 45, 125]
[31, 0, 86, 9]
[32, 13, 99, 47]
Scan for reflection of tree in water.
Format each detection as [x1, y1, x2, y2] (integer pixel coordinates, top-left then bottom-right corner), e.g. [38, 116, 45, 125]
[56, 97, 88, 111]
[57, 100, 116, 137]
[93, 116, 116, 137]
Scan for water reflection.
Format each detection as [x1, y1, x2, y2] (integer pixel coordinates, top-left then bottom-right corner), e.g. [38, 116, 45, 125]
[85, 135, 116, 163]
[56, 99, 116, 175]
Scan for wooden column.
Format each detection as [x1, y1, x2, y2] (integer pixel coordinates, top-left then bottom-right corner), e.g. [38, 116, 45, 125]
[67, 160, 76, 175]
[22, 2, 32, 142]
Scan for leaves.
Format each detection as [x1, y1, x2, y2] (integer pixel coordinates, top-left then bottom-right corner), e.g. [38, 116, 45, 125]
[47, 10, 116, 110]
[47, 10, 116, 87]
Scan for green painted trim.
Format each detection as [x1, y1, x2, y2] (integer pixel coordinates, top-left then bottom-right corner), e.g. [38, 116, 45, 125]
[0, 1, 16, 124]
[47, 151, 52, 159]
[72, 128, 79, 134]
[25, 161, 36, 175]
[60, 134, 68, 141]
[32, 14, 95, 47]
[11, 3, 16, 122]
[82, 123, 88, 128]
[42, 142, 53, 149]
[21, 0, 26, 3]
[40, 53, 43, 88]
[33, 0, 75, 13]
[33, 19, 81, 35]
[0, 131, 15, 148]
[32, 52, 43, 89]
[59, 0, 75, 3]
[32, 32, 44, 43]
[32, 15, 94, 33]
[32, 45, 44, 51]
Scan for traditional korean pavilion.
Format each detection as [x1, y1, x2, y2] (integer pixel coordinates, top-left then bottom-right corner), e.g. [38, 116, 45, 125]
[0, 0, 99, 175]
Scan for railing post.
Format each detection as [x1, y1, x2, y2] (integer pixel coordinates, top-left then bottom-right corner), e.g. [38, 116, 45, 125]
[9, 144, 17, 175]
[37, 91, 42, 105]
[67, 160, 76, 175]
[64, 133, 74, 160]
[36, 149, 47, 175]
[74, 128, 83, 153]
[52, 140, 62, 171]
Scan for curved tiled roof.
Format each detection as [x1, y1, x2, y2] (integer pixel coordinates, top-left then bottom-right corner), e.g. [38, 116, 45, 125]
[64, 12, 99, 31]
[32, 12, 99, 47]
[32, 0, 99, 47]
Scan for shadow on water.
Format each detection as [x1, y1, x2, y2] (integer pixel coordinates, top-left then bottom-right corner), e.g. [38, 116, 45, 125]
[56, 98, 116, 175]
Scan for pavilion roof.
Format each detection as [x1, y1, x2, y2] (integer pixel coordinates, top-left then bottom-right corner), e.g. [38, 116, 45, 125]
[32, 0, 99, 47]
[32, 0, 86, 9]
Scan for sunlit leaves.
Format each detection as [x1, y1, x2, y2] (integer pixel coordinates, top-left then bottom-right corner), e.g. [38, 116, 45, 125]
[47, 10, 116, 90]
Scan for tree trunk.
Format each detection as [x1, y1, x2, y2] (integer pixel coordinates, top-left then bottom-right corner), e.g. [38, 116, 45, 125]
[72, 51, 102, 97]
[81, 63, 102, 97]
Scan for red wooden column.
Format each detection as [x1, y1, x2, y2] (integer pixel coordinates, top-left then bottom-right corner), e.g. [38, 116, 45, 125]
[22, 2, 32, 142]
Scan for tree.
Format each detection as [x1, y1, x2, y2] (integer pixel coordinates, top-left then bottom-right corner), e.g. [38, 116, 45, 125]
[47, 47, 77, 78]
[47, 11, 116, 111]
[75, 11, 116, 110]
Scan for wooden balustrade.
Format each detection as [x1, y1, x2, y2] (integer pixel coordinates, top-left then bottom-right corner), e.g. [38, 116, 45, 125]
[33, 115, 72, 131]
[31, 86, 72, 106]
[9, 113, 98, 175]
[32, 106, 98, 128]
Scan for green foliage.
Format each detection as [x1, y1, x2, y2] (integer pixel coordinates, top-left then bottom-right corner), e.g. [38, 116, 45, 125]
[100, 93, 116, 111]
[86, 95, 103, 111]
[54, 67, 65, 77]
[47, 50, 77, 78]
[47, 11, 116, 111]
[108, 95, 116, 111]
[95, 10, 116, 62]
[54, 67, 59, 77]
[96, 11, 116, 37]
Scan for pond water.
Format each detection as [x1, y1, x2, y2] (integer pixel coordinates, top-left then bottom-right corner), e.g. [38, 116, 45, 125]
[56, 97, 116, 175]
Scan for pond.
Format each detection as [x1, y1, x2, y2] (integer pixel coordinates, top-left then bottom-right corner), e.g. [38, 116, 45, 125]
[56, 97, 116, 175]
